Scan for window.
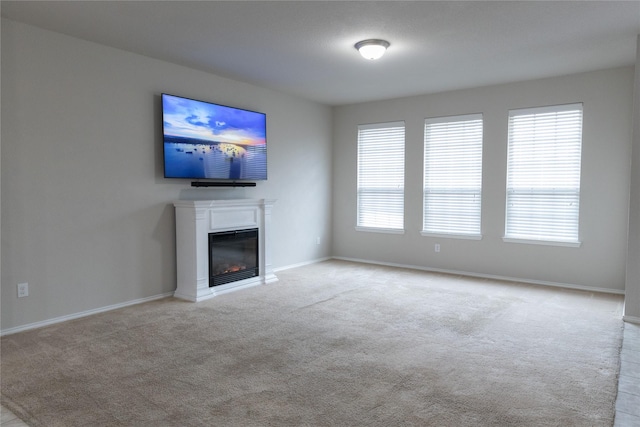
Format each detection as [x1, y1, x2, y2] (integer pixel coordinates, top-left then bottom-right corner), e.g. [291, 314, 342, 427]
[422, 114, 483, 238]
[357, 122, 405, 232]
[505, 103, 583, 245]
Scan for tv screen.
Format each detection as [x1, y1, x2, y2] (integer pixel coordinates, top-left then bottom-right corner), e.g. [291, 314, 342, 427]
[162, 93, 267, 181]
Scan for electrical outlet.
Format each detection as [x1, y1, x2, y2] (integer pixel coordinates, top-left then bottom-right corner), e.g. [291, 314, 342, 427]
[316, 237, 321, 245]
[434, 243, 440, 253]
[17, 283, 29, 298]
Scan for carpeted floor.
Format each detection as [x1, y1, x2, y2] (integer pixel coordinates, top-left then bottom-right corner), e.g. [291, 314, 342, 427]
[1, 260, 625, 426]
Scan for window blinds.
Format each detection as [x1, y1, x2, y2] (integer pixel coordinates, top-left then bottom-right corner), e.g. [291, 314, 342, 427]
[357, 122, 405, 231]
[423, 114, 483, 237]
[505, 103, 583, 244]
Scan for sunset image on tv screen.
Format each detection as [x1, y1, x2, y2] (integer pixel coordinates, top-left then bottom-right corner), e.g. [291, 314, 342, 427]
[162, 94, 267, 180]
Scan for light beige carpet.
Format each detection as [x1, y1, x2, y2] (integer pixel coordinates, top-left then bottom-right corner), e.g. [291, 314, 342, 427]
[1, 260, 624, 426]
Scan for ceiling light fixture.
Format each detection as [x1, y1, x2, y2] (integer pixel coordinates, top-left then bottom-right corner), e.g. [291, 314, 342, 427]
[355, 39, 390, 60]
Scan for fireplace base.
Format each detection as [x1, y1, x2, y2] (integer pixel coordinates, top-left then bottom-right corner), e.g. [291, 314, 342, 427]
[173, 199, 276, 302]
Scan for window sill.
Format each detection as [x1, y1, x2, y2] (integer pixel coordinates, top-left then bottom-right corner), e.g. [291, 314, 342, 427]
[356, 226, 405, 235]
[420, 232, 482, 240]
[502, 237, 582, 248]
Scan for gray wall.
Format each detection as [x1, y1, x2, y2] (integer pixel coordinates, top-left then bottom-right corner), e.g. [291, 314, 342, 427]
[332, 67, 634, 292]
[625, 36, 640, 321]
[1, 19, 333, 331]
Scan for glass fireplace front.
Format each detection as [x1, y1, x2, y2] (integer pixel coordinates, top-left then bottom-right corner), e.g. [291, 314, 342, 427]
[208, 228, 259, 287]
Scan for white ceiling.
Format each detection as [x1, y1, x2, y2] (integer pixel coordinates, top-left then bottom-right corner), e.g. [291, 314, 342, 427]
[2, 1, 639, 106]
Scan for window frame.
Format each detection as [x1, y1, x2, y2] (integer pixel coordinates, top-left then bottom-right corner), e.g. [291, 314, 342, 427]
[503, 103, 583, 247]
[356, 121, 406, 234]
[421, 113, 484, 240]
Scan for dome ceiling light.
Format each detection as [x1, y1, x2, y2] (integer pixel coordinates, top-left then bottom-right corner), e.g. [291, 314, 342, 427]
[355, 39, 390, 60]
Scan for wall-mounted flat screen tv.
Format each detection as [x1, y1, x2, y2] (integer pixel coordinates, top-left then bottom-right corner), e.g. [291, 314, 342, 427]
[162, 93, 267, 181]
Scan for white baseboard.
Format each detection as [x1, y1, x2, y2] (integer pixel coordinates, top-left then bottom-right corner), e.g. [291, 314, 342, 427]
[623, 315, 640, 325]
[332, 256, 625, 296]
[0, 292, 175, 336]
[274, 256, 332, 273]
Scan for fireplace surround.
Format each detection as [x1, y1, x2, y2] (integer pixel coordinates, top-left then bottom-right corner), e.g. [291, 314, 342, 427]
[173, 199, 276, 301]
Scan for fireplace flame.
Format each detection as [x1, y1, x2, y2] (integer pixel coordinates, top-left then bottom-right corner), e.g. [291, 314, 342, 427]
[215, 263, 247, 275]
[226, 264, 245, 273]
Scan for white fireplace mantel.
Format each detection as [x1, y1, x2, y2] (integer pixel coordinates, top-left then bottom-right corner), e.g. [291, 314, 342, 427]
[173, 199, 277, 302]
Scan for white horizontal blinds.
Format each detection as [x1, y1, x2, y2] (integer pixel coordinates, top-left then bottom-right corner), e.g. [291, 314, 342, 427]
[505, 103, 583, 243]
[423, 114, 483, 236]
[357, 122, 405, 230]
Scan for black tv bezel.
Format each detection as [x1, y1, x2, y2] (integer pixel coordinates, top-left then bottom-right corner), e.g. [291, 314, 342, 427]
[161, 93, 267, 182]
